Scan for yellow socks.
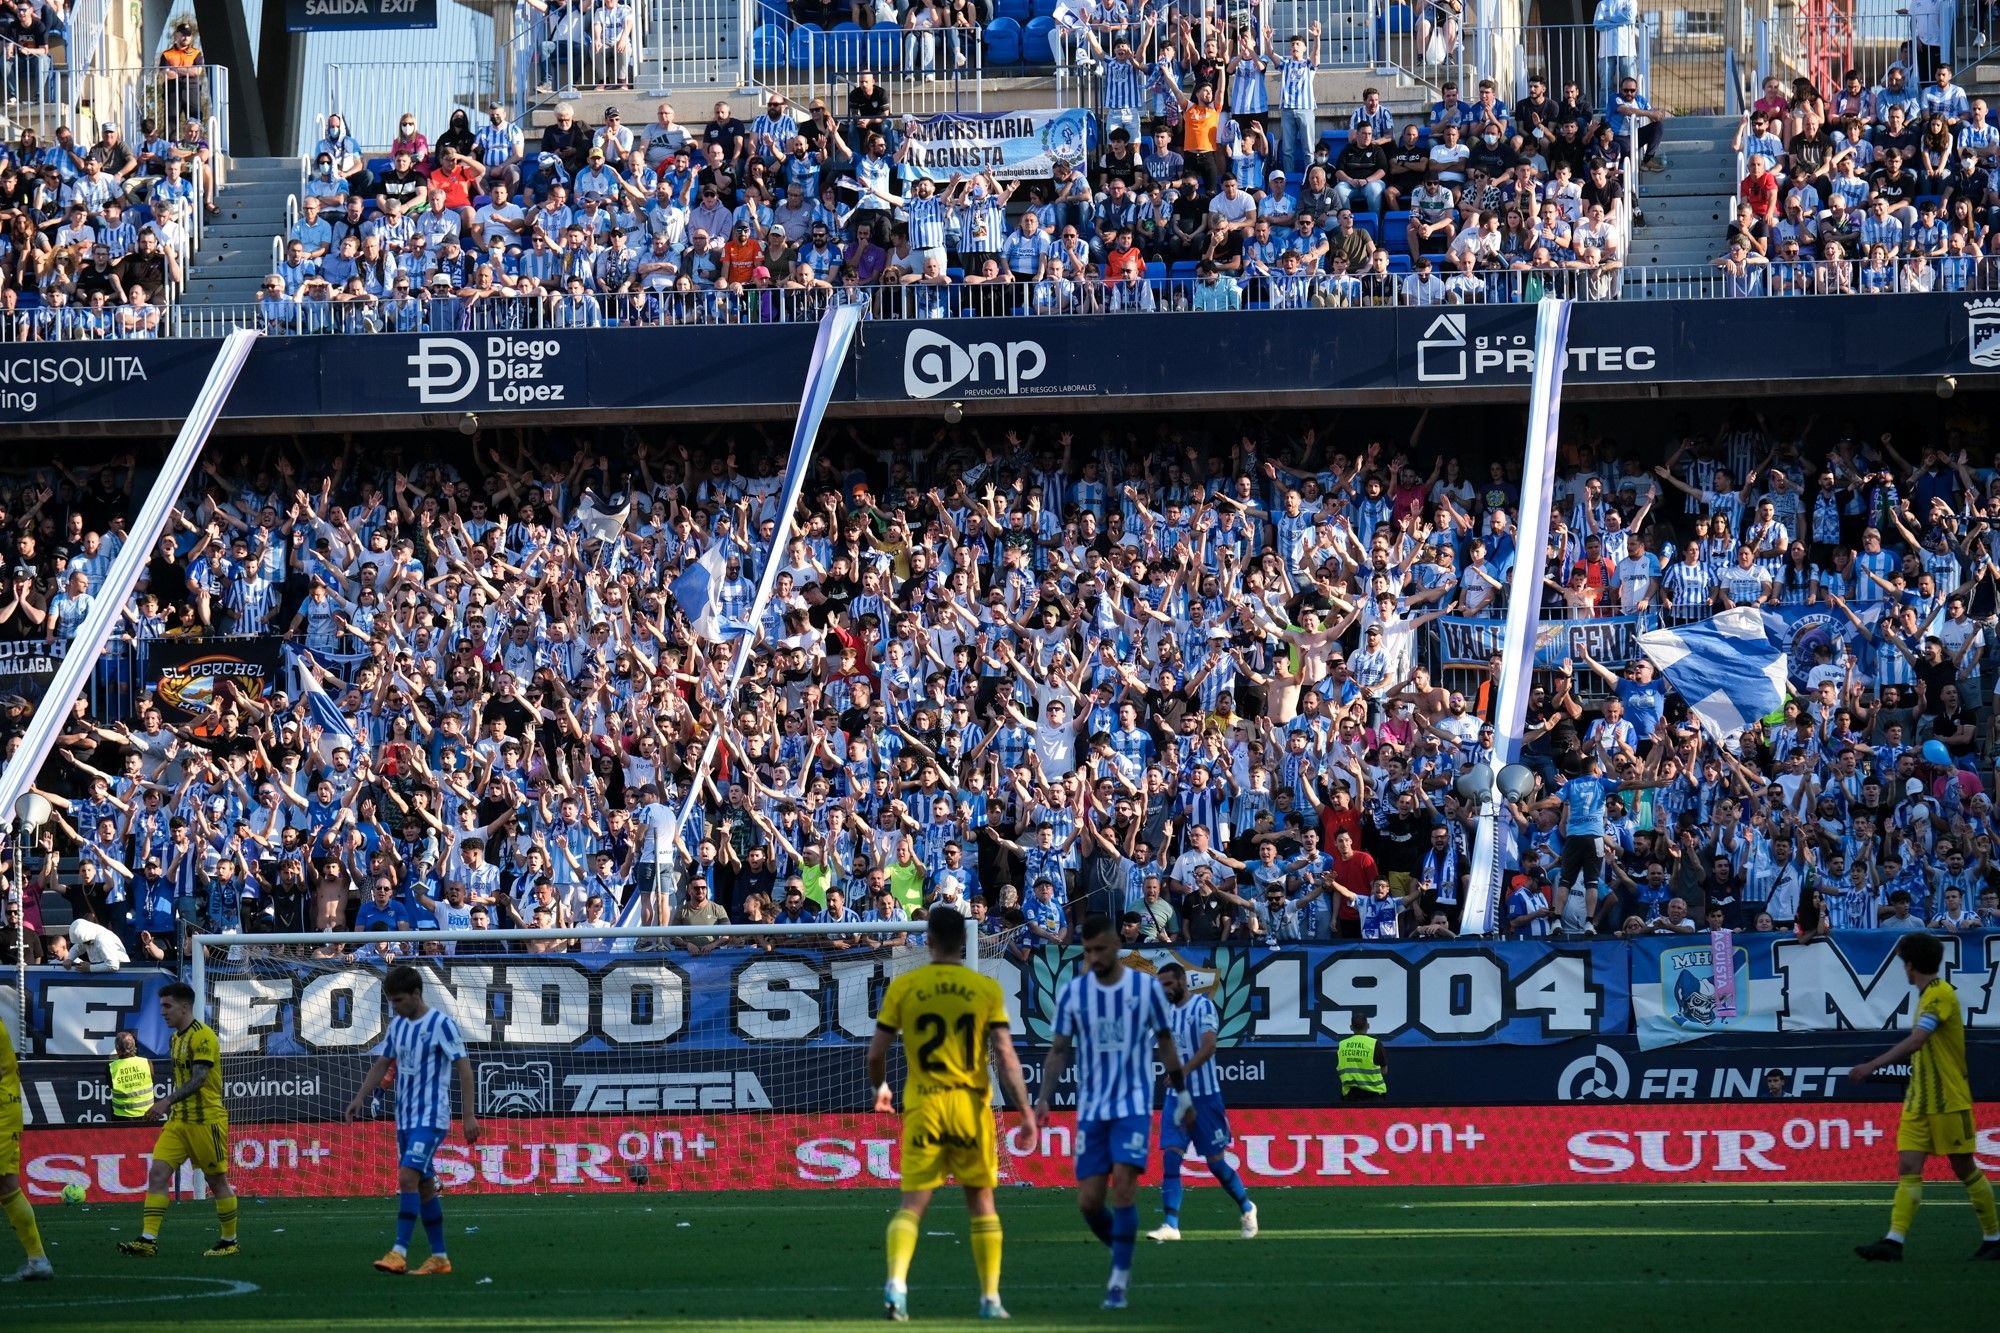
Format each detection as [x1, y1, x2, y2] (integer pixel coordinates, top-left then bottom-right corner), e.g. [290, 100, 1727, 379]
[884, 1208, 920, 1286]
[141, 1190, 169, 1241]
[2, 1187, 44, 1261]
[1966, 1170, 1999, 1239]
[217, 1194, 239, 1242]
[1888, 1175, 1923, 1241]
[970, 1214, 1003, 1301]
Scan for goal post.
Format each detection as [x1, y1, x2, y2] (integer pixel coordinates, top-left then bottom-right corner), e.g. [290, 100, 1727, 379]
[186, 922, 1022, 1198]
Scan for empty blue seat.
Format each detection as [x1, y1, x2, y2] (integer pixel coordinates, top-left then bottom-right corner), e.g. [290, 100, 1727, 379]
[827, 21, 865, 73]
[866, 26, 899, 68]
[984, 17, 1022, 65]
[1379, 2, 1413, 33]
[994, 0, 1030, 22]
[1023, 16, 1056, 63]
[752, 21, 789, 70]
[1029, 0, 1060, 17]
[790, 24, 821, 69]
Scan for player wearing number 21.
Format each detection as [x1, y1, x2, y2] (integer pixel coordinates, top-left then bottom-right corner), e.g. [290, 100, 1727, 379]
[868, 906, 1036, 1322]
[347, 965, 482, 1276]
[116, 982, 240, 1260]
[1035, 915, 1194, 1311]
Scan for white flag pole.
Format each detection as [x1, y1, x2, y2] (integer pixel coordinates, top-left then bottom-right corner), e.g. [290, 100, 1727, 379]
[1463, 300, 1572, 936]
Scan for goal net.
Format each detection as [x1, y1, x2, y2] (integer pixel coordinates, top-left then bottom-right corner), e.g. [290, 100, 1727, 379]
[190, 922, 1009, 1197]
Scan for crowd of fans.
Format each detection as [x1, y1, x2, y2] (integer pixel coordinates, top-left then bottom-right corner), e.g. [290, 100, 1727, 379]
[3, 409, 2000, 973]
[243, 6, 1682, 334]
[1721, 64, 2000, 293]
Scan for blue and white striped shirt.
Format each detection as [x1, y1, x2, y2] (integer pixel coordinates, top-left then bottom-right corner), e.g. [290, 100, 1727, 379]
[386, 1008, 468, 1132]
[905, 194, 949, 249]
[1278, 56, 1316, 112]
[1052, 966, 1174, 1122]
[1166, 992, 1222, 1099]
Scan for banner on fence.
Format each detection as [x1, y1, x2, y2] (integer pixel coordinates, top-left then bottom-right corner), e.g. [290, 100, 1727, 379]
[0, 637, 65, 699]
[21, 1102, 1999, 1199]
[1436, 614, 1642, 669]
[898, 108, 1095, 180]
[145, 635, 287, 725]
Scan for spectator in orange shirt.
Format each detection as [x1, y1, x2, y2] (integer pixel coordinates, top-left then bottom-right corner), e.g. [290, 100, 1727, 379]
[1101, 228, 1150, 310]
[427, 147, 484, 235]
[1169, 77, 1224, 189]
[721, 221, 764, 290]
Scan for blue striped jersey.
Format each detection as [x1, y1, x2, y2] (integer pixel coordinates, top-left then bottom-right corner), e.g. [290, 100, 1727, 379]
[1166, 992, 1222, 1099]
[1104, 57, 1148, 111]
[906, 195, 948, 249]
[1052, 966, 1174, 1121]
[1278, 56, 1316, 111]
[387, 1008, 468, 1131]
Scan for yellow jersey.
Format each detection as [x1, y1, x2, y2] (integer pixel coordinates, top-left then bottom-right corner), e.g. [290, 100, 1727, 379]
[1907, 978, 1971, 1116]
[168, 1019, 228, 1125]
[876, 963, 1007, 1103]
[1, 1017, 19, 1109]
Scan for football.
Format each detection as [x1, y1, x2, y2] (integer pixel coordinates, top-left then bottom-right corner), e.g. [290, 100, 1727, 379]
[628, 1163, 651, 1187]
[61, 1182, 87, 1205]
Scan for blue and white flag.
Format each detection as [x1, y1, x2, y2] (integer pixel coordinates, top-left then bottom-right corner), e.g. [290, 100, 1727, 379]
[1638, 607, 1789, 741]
[669, 543, 745, 643]
[289, 649, 363, 762]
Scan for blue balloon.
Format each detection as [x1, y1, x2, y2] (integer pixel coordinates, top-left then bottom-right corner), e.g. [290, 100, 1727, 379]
[1922, 739, 1951, 766]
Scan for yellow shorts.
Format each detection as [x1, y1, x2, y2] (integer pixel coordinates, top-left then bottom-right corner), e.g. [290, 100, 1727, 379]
[900, 1090, 997, 1192]
[152, 1119, 231, 1177]
[1, 1099, 20, 1177]
[1896, 1107, 1978, 1157]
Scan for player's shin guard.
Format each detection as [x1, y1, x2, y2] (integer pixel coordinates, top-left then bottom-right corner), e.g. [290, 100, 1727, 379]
[1083, 1205, 1113, 1245]
[1208, 1156, 1252, 1212]
[1109, 1204, 1138, 1276]
[1159, 1154, 1184, 1229]
[140, 1191, 168, 1241]
[1965, 1170, 2000, 1239]
[1889, 1175, 1923, 1241]
[395, 1190, 421, 1255]
[2, 1189, 44, 1260]
[421, 1196, 447, 1257]
[215, 1194, 238, 1242]
[884, 1208, 921, 1285]
[969, 1214, 1003, 1301]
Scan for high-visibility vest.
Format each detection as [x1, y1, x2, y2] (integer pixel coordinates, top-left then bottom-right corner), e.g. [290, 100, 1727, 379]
[1337, 1033, 1385, 1097]
[109, 1056, 155, 1118]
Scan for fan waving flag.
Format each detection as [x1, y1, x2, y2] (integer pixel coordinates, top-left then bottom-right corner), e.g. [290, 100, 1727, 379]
[289, 649, 363, 763]
[670, 543, 748, 643]
[1638, 607, 1789, 741]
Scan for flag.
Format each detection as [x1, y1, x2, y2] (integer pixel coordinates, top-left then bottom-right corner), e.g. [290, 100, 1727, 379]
[669, 543, 747, 643]
[290, 649, 363, 763]
[1638, 607, 1789, 741]
[576, 489, 630, 544]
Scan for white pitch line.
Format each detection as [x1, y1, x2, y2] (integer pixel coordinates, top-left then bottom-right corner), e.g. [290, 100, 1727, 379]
[4, 1274, 260, 1310]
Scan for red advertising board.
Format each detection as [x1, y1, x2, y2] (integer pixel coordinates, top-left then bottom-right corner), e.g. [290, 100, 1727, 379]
[22, 1103, 1999, 1200]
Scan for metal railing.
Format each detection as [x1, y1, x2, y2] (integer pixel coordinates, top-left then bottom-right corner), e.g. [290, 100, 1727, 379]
[758, 28, 987, 116]
[324, 61, 496, 155]
[27, 256, 2000, 342]
[647, 0, 734, 89]
[502, 0, 651, 119]
[78, 63, 232, 153]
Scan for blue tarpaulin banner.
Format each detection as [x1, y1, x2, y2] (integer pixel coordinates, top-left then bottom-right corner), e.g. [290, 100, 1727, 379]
[1437, 613, 1643, 669]
[897, 108, 1095, 181]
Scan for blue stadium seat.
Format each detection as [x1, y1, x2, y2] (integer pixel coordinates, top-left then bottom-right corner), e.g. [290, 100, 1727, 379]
[756, 0, 790, 25]
[1023, 16, 1056, 63]
[827, 21, 865, 73]
[1355, 215, 1381, 241]
[1379, 2, 1413, 33]
[984, 17, 1022, 66]
[366, 157, 393, 178]
[1169, 260, 1199, 280]
[866, 26, 899, 69]
[790, 24, 821, 69]
[1029, 0, 1059, 17]
[1387, 253, 1412, 272]
[752, 22, 789, 71]
[994, 0, 1030, 23]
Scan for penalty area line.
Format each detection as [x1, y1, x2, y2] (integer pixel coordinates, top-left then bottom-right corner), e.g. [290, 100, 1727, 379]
[4, 1274, 261, 1310]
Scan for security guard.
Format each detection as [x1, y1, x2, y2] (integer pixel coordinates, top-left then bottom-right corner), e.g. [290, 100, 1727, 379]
[108, 1030, 155, 1120]
[1337, 1013, 1387, 1101]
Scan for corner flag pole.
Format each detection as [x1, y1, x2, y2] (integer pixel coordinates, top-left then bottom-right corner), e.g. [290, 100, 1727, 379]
[1463, 300, 1572, 936]
[0, 330, 261, 828]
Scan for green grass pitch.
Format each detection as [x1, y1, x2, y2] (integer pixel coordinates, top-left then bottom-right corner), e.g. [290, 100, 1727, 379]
[8, 1184, 1992, 1329]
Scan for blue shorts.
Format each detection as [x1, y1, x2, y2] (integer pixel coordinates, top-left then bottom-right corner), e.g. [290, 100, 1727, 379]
[1160, 1092, 1232, 1158]
[397, 1126, 443, 1178]
[1075, 1114, 1152, 1181]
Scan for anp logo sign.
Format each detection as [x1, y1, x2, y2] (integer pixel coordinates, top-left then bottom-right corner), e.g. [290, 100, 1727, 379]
[406, 336, 572, 406]
[902, 328, 1047, 399]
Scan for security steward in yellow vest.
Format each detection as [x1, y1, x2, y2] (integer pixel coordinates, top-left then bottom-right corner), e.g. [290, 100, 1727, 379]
[108, 1031, 155, 1120]
[1337, 1013, 1386, 1100]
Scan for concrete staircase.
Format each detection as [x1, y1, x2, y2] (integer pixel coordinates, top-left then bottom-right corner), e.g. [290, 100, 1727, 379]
[1622, 113, 1737, 297]
[182, 157, 300, 308]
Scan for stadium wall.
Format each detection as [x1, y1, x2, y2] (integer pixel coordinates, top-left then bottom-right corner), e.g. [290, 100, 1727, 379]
[1, 293, 1994, 433]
